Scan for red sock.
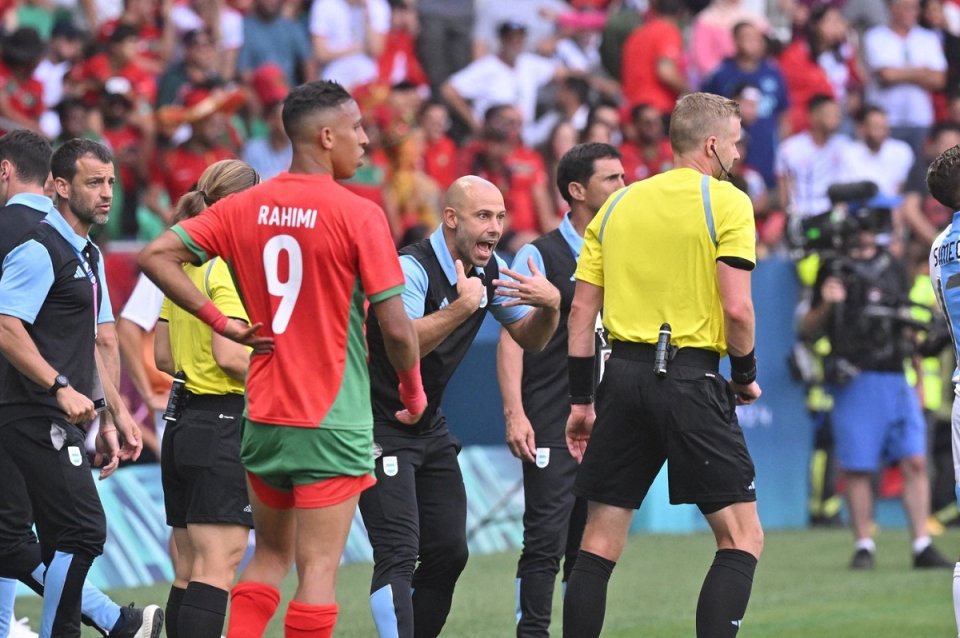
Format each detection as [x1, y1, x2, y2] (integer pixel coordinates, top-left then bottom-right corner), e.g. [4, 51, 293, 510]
[284, 601, 338, 638]
[226, 582, 281, 638]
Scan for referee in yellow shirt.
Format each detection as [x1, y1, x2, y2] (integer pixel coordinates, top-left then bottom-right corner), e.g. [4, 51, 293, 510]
[154, 159, 259, 638]
[562, 93, 764, 638]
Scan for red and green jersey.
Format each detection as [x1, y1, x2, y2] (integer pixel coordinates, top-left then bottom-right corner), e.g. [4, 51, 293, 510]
[172, 172, 405, 429]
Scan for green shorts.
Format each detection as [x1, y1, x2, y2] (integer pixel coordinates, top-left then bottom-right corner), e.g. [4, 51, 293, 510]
[240, 419, 374, 490]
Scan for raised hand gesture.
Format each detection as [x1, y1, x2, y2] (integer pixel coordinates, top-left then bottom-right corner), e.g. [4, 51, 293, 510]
[493, 257, 561, 309]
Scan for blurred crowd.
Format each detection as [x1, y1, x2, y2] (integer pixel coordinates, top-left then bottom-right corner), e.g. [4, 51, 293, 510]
[0, 0, 958, 259]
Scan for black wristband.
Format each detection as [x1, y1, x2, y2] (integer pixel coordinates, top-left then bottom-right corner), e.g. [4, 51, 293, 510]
[568, 355, 595, 404]
[729, 349, 757, 385]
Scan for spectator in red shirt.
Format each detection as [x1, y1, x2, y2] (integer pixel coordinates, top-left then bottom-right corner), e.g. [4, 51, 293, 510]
[0, 28, 46, 133]
[621, 0, 689, 115]
[102, 77, 157, 238]
[378, 0, 429, 88]
[98, 0, 175, 74]
[462, 104, 555, 252]
[619, 102, 674, 183]
[419, 100, 458, 189]
[72, 24, 159, 105]
[146, 88, 242, 223]
[779, 5, 860, 134]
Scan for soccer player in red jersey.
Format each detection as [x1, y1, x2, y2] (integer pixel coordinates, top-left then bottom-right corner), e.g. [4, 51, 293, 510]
[139, 80, 427, 638]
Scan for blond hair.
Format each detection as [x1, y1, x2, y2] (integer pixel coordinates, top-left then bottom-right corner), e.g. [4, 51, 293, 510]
[174, 159, 260, 223]
[669, 92, 741, 155]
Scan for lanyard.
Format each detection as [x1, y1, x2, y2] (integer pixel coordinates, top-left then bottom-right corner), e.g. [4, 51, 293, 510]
[68, 237, 99, 335]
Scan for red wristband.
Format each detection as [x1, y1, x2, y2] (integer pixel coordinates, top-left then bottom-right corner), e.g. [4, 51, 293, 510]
[397, 361, 427, 415]
[196, 300, 229, 334]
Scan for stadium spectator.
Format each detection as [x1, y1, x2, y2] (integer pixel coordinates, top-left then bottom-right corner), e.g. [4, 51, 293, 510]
[381, 125, 442, 243]
[0, 27, 46, 134]
[35, 20, 87, 139]
[419, 100, 458, 190]
[563, 92, 763, 638]
[919, 0, 960, 121]
[472, 0, 569, 58]
[497, 142, 624, 638]
[309, 0, 391, 88]
[156, 27, 222, 107]
[778, 4, 861, 134]
[689, 0, 768, 83]
[170, 0, 244, 82]
[701, 21, 789, 187]
[618, 102, 673, 184]
[863, 0, 947, 159]
[360, 175, 561, 638]
[242, 64, 293, 181]
[139, 79, 425, 638]
[775, 94, 849, 218]
[237, 0, 314, 87]
[70, 23, 158, 106]
[154, 159, 259, 638]
[900, 122, 960, 249]
[101, 76, 155, 238]
[540, 120, 579, 213]
[527, 76, 591, 150]
[96, 0, 174, 75]
[620, 0, 688, 116]
[415, 0, 473, 94]
[840, 105, 914, 198]
[376, 0, 429, 90]
[443, 21, 563, 146]
[146, 87, 242, 223]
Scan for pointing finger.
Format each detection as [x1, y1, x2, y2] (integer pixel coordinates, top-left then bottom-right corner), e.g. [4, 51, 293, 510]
[455, 259, 466, 280]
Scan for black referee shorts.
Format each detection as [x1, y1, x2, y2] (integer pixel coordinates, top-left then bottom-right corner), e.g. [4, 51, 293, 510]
[161, 393, 253, 529]
[575, 343, 756, 511]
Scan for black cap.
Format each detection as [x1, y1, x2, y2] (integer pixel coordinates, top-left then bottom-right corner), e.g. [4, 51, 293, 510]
[51, 20, 83, 40]
[497, 20, 527, 38]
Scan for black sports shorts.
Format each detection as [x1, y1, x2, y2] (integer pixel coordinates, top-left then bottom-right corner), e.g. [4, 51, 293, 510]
[162, 393, 253, 528]
[574, 342, 757, 510]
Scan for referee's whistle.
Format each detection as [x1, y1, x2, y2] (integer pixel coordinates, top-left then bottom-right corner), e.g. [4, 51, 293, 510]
[654, 323, 671, 378]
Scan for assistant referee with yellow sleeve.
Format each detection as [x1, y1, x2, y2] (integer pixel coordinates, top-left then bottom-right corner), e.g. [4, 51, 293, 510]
[562, 93, 764, 638]
[153, 159, 259, 638]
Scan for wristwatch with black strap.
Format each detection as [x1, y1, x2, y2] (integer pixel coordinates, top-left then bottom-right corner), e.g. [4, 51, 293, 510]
[48, 374, 69, 396]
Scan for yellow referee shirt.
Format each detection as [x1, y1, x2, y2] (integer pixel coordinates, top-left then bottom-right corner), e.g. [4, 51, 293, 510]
[575, 167, 756, 355]
[159, 257, 249, 396]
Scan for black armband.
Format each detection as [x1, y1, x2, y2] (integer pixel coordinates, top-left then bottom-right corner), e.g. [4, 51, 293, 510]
[729, 349, 757, 385]
[568, 355, 595, 404]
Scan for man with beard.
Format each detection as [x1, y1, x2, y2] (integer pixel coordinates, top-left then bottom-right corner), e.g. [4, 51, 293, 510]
[0, 138, 149, 637]
[361, 175, 562, 638]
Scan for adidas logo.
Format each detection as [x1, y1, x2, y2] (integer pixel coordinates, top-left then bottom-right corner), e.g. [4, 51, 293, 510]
[73, 265, 86, 279]
[731, 619, 742, 627]
[439, 297, 449, 309]
[243, 504, 252, 513]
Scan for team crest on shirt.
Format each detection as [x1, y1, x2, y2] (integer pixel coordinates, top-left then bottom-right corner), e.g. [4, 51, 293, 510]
[535, 447, 550, 468]
[68, 446, 83, 467]
[382, 456, 399, 477]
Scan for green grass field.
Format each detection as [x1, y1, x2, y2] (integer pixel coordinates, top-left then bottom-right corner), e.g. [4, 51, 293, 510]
[15, 528, 960, 636]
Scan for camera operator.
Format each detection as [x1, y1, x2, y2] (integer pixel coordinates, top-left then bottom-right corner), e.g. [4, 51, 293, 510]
[800, 222, 952, 570]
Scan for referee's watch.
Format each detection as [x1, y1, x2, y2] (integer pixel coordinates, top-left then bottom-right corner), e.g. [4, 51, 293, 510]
[48, 374, 69, 396]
